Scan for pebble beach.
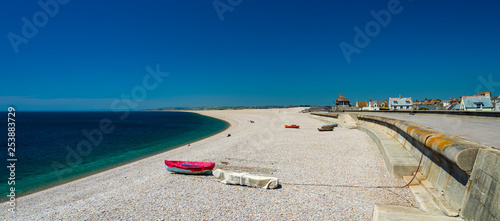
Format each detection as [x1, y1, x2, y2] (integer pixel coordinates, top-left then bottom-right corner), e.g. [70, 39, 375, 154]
[2, 108, 416, 220]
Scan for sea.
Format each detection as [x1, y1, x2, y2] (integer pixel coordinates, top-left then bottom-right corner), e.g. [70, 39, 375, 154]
[0, 111, 229, 202]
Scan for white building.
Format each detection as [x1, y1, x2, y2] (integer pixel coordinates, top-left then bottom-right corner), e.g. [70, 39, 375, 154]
[368, 99, 388, 110]
[460, 95, 494, 111]
[389, 96, 413, 110]
[356, 100, 368, 110]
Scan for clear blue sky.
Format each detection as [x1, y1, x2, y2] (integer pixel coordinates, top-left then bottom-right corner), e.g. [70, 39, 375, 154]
[1, 0, 499, 110]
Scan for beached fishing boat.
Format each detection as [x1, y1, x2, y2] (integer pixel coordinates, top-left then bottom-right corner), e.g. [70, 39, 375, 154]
[317, 123, 337, 131]
[285, 124, 300, 129]
[164, 160, 215, 175]
[322, 124, 338, 129]
[318, 127, 333, 131]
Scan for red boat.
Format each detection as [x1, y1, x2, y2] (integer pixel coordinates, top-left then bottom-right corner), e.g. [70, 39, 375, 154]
[164, 160, 215, 175]
[284, 124, 300, 129]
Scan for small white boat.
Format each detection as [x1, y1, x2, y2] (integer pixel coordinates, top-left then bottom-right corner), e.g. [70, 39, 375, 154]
[318, 124, 337, 131]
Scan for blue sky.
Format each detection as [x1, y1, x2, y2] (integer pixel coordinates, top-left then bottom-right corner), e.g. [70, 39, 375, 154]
[1, 0, 499, 110]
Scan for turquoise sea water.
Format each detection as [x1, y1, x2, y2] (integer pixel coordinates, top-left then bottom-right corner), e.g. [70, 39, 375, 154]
[0, 111, 228, 202]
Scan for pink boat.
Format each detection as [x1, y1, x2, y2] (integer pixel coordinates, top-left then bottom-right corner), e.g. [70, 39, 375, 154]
[164, 160, 215, 175]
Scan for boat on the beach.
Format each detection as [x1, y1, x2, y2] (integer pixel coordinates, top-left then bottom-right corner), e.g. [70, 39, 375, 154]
[317, 123, 338, 131]
[318, 127, 333, 131]
[164, 160, 215, 175]
[285, 124, 300, 129]
[323, 124, 338, 128]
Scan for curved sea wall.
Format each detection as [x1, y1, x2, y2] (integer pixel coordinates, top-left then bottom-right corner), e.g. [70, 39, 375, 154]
[354, 114, 499, 220]
[356, 115, 483, 174]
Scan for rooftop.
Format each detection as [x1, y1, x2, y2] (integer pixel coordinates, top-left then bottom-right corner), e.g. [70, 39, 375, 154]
[336, 94, 349, 102]
[461, 96, 494, 108]
[389, 97, 413, 106]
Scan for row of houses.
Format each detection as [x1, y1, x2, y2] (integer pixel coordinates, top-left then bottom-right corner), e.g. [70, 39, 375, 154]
[334, 91, 500, 111]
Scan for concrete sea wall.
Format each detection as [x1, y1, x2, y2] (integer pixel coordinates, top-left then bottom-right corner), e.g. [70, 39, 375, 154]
[353, 114, 499, 220]
[312, 112, 500, 220]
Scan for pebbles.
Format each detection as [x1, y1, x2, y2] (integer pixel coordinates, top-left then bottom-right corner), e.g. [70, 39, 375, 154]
[1, 108, 415, 220]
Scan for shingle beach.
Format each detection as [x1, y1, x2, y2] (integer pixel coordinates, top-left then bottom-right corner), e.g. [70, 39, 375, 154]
[2, 108, 416, 220]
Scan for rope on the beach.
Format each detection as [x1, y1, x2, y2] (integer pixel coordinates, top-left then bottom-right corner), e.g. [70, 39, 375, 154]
[280, 183, 405, 189]
[283, 148, 425, 189]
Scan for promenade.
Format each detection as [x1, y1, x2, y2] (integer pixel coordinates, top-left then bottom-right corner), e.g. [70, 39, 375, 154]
[352, 112, 500, 149]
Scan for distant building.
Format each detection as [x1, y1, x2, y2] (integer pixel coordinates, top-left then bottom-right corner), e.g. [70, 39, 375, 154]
[356, 100, 368, 110]
[333, 94, 359, 111]
[441, 99, 451, 108]
[449, 97, 463, 110]
[368, 99, 388, 110]
[479, 90, 492, 97]
[413, 98, 442, 110]
[389, 95, 413, 110]
[335, 94, 350, 107]
[441, 98, 460, 110]
[449, 103, 461, 110]
[460, 95, 494, 111]
[417, 104, 437, 110]
[424, 99, 440, 105]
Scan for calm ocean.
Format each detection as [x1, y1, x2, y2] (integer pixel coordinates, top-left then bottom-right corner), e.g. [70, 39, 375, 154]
[1, 111, 228, 202]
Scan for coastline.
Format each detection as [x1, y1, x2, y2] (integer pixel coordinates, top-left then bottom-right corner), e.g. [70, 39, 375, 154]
[2, 108, 415, 220]
[1, 111, 231, 203]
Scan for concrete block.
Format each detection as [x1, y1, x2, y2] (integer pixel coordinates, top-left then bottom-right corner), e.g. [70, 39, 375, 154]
[473, 149, 487, 170]
[435, 162, 451, 191]
[373, 204, 462, 221]
[415, 173, 459, 217]
[461, 148, 500, 221]
[461, 193, 480, 219]
[492, 192, 500, 219]
[444, 176, 467, 210]
[426, 162, 440, 189]
[483, 179, 498, 218]
[403, 176, 444, 215]
[480, 149, 499, 177]
[421, 158, 432, 179]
